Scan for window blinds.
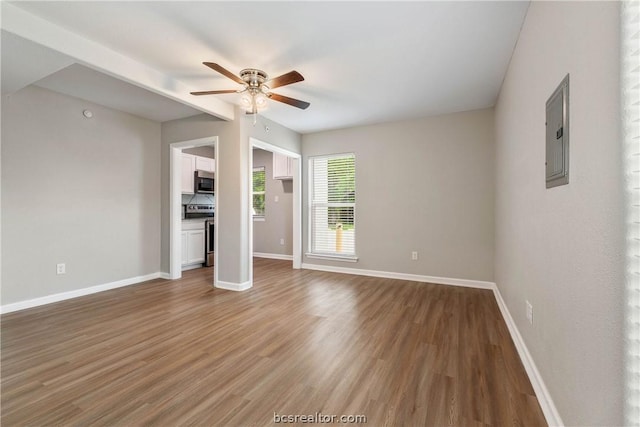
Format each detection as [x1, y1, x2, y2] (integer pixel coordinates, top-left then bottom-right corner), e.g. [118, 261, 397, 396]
[310, 154, 356, 256]
[623, 0, 640, 424]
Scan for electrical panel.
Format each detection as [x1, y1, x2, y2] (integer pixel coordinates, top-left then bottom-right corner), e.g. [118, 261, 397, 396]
[545, 74, 570, 188]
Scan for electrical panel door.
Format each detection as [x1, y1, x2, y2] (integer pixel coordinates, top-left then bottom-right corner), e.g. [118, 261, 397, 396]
[545, 74, 570, 188]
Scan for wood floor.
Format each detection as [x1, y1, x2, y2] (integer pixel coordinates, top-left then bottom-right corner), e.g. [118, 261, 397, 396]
[1, 259, 546, 426]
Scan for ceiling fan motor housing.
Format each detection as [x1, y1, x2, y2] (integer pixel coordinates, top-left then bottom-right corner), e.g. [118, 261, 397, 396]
[240, 69, 268, 87]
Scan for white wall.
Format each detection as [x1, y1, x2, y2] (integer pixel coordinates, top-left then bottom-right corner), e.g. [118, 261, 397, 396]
[302, 108, 495, 282]
[1, 85, 161, 305]
[252, 148, 293, 256]
[494, 2, 624, 425]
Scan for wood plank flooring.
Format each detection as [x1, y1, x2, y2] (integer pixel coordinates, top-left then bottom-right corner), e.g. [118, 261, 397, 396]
[1, 259, 546, 426]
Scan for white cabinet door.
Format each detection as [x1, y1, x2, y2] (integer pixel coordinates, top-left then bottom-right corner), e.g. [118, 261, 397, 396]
[181, 231, 188, 265]
[186, 230, 206, 264]
[273, 152, 293, 180]
[195, 156, 215, 173]
[181, 154, 195, 194]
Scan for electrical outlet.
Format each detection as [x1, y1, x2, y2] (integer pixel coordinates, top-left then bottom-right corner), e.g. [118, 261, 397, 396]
[526, 300, 533, 324]
[411, 251, 418, 261]
[56, 263, 66, 275]
[280, 238, 285, 245]
[274, 195, 279, 202]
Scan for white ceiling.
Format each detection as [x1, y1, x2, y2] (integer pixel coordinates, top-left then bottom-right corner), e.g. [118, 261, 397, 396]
[35, 63, 204, 123]
[5, 1, 529, 133]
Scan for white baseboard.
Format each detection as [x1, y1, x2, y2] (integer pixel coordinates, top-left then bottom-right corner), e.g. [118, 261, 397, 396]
[214, 279, 252, 291]
[253, 252, 294, 261]
[492, 285, 564, 427]
[159, 272, 173, 280]
[300, 263, 495, 289]
[181, 264, 203, 272]
[0, 272, 165, 314]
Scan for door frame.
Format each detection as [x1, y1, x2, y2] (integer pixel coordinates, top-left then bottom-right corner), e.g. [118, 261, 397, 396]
[249, 137, 302, 284]
[169, 136, 218, 281]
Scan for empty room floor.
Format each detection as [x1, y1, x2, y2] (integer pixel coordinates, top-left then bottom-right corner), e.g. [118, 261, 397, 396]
[1, 258, 546, 426]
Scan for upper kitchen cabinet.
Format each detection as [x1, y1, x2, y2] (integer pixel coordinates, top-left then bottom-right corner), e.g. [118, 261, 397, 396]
[182, 154, 195, 194]
[195, 156, 215, 173]
[182, 153, 216, 194]
[273, 152, 293, 180]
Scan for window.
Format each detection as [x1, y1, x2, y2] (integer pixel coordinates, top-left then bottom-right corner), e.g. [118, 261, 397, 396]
[252, 167, 265, 218]
[309, 153, 356, 258]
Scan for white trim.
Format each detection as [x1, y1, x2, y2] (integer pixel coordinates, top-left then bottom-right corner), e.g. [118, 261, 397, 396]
[214, 280, 252, 292]
[492, 285, 564, 427]
[169, 137, 218, 283]
[300, 263, 494, 289]
[159, 272, 172, 280]
[0, 272, 165, 314]
[305, 253, 359, 263]
[181, 264, 203, 272]
[253, 252, 294, 261]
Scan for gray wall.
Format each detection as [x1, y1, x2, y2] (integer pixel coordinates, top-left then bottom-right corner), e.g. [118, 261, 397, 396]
[302, 108, 495, 282]
[161, 111, 300, 284]
[182, 146, 215, 159]
[494, 2, 623, 425]
[241, 114, 302, 155]
[160, 113, 238, 282]
[252, 149, 293, 256]
[1, 85, 161, 304]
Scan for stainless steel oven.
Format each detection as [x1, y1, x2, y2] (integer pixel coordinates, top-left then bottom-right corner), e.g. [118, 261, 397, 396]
[205, 219, 215, 267]
[183, 203, 214, 267]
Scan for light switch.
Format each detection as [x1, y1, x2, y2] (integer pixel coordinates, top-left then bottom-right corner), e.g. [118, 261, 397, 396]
[545, 74, 570, 188]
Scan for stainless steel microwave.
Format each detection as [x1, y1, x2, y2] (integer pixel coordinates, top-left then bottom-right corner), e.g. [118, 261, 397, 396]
[194, 170, 214, 194]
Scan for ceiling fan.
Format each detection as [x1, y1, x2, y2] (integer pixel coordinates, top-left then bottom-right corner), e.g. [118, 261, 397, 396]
[191, 62, 310, 117]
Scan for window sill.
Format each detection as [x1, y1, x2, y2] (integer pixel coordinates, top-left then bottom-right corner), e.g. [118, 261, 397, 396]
[305, 253, 359, 263]
[253, 216, 265, 222]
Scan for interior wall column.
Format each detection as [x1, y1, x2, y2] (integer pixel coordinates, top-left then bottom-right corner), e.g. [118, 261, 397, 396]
[215, 107, 252, 290]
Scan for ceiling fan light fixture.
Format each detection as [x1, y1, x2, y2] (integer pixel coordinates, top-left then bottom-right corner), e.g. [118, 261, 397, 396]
[239, 90, 269, 113]
[254, 92, 268, 108]
[240, 92, 253, 108]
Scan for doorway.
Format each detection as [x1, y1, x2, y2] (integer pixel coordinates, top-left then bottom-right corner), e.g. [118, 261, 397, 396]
[249, 138, 302, 285]
[169, 137, 218, 281]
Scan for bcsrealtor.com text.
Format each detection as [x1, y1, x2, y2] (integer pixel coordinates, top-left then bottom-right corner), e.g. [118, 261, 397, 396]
[274, 412, 367, 424]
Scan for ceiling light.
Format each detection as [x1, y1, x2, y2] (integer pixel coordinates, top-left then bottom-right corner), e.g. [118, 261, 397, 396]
[240, 92, 252, 107]
[254, 92, 268, 108]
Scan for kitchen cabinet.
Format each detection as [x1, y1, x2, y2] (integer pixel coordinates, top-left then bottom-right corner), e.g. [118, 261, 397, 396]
[195, 156, 215, 173]
[182, 154, 215, 194]
[181, 231, 189, 265]
[273, 152, 293, 180]
[182, 154, 195, 194]
[181, 228, 205, 266]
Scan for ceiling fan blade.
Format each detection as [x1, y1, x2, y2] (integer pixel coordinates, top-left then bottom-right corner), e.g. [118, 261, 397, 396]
[203, 62, 244, 85]
[190, 89, 239, 96]
[267, 70, 304, 89]
[269, 93, 310, 110]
